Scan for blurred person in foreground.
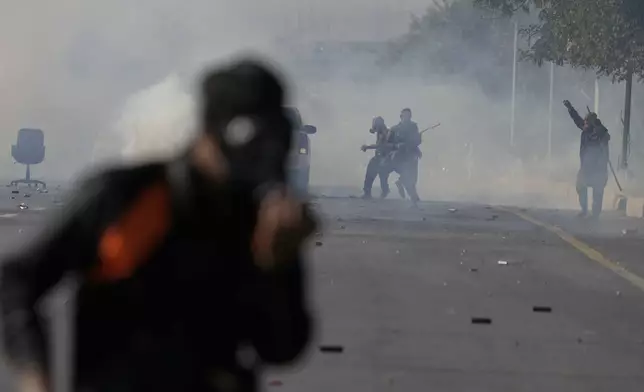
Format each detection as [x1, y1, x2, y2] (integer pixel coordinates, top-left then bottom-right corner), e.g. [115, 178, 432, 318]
[390, 108, 422, 207]
[360, 116, 397, 199]
[0, 58, 317, 392]
[564, 100, 611, 219]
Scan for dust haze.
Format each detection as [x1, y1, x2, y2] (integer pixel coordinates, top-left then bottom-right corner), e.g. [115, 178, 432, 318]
[2, 1, 642, 208]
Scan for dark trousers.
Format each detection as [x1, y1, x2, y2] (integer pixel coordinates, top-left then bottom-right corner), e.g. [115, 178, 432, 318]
[363, 156, 390, 196]
[576, 184, 604, 217]
[399, 158, 420, 203]
[576, 169, 606, 217]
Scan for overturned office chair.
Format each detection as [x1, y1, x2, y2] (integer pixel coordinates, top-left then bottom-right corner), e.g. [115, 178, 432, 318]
[10, 128, 47, 189]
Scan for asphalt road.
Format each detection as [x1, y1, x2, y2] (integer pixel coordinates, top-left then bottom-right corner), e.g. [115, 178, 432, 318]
[265, 196, 644, 392]
[0, 186, 643, 391]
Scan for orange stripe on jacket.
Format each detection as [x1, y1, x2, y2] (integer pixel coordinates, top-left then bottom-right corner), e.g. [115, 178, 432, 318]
[92, 182, 171, 282]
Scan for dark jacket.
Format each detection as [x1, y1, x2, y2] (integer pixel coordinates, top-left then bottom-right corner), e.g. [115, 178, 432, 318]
[390, 121, 422, 163]
[567, 107, 611, 187]
[0, 156, 313, 392]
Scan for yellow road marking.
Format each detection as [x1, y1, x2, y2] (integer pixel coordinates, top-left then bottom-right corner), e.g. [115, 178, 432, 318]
[499, 207, 644, 292]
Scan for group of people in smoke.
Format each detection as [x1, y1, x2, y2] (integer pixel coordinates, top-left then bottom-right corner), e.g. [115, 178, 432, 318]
[361, 101, 611, 218]
[360, 108, 422, 207]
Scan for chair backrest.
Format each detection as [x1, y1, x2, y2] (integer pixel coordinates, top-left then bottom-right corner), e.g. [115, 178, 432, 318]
[13, 128, 45, 165]
[17, 128, 44, 148]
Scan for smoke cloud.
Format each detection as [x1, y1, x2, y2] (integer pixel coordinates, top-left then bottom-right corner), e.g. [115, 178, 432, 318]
[2, 0, 642, 208]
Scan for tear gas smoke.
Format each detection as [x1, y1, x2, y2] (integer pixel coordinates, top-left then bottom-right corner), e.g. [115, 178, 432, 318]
[2, 1, 642, 208]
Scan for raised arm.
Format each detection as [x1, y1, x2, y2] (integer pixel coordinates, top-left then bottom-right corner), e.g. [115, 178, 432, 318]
[563, 100, 585, 130]
[246, 200, 316, 364]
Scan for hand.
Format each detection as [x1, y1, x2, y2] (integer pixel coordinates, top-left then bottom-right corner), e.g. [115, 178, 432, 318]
[252, 189, 316, 269]
[361, 145, 368, 152]
[19, 369, 48, 392]
[563, 100, 572, 109]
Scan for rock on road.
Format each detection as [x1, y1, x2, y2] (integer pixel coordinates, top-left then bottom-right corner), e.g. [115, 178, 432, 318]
[0, 187, 643, 391]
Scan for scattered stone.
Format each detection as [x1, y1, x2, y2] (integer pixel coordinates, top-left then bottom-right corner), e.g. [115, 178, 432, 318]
[622, 229, 638, 236]
[616, 291, 621, 297]
[23, 194, 31, 198]
[395, 250, 400, 254]
[422, 217, 427, 221]
[486, 214, 499, 221]
[319, 345, 344, 353]
[448, 208, 458, 213]
[339, 225, 346, 229]
[577, 338, 583, 344]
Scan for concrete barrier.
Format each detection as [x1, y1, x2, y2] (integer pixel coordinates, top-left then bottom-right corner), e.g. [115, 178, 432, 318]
[625, 197, 644, 218]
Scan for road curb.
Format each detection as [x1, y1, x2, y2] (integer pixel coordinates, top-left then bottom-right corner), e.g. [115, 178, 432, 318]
[612, 192, 644, 218]
[624, 196, 644, 218]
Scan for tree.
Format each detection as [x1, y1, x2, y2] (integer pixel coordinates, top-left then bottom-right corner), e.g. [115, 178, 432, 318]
[383, 0, 520, 97]
[475, 0, 644, 170]
[473, 0, 644, 80]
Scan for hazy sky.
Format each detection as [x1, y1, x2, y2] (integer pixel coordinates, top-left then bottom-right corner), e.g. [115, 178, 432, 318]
[1, 1, 639, 208]
[0, 0, 435, 180]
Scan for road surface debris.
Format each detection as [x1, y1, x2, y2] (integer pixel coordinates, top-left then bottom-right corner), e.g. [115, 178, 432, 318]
[319, 345, 344, 353]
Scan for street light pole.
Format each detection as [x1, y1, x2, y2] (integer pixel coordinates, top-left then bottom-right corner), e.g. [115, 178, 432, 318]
[510, 20, 518, 148]
[594, 77, 600, 114]
[548, 62, 554, 164]
[621, 66, 633, 171]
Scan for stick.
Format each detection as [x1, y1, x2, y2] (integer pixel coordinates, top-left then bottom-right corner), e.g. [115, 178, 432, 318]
[608, 159, 623, 192]
[420, 123, 441, 135]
